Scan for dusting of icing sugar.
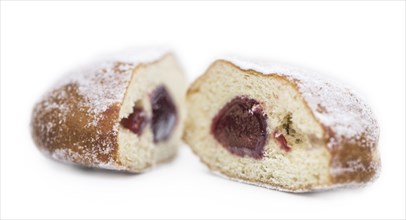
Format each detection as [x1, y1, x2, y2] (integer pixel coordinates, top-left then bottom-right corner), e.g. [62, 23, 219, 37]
[37, 48, 169, 130]
[224, 56, 379, 149]
[57, 48, 168, 116]
[330, 158, 366, 175]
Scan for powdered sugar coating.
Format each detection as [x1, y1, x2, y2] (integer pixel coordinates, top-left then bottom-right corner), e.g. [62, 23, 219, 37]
[43, 48, 168, 128]
[224, 56, 379, 149]
[58, 48, 168, 117]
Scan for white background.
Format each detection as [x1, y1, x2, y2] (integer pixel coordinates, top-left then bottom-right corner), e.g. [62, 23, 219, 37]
[1, 1, 405, 219]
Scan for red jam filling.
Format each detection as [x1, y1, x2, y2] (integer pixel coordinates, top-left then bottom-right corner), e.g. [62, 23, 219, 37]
[150, 85, 178, 143]
[120, 85, 178, 144]
[120, 106, 148, 135]
[211, 96, 268, 159]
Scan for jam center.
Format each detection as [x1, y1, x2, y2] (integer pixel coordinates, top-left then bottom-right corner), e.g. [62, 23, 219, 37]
[120, 106, 148, 135]
[211, 96, 268, 159]
[150, 85, 178, 143]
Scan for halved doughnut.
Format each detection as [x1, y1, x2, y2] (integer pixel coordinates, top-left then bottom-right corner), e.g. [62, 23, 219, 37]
[183, 57, 380, 192]
[31, 49, 187, 172]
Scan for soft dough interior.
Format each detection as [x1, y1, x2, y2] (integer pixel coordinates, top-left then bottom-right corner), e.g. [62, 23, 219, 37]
[184, 61, 332, 191]
[118, 55, 186, 172]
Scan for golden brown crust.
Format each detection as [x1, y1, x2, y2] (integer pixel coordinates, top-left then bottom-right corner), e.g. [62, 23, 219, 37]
[330, 135, 380, 184]
[31, 83, 123, 169]
[184, 59, 380, 191]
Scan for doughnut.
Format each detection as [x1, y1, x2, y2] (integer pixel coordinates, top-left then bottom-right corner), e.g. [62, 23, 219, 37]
[31, 49, 187, 172]
[183, 57, 380, 192]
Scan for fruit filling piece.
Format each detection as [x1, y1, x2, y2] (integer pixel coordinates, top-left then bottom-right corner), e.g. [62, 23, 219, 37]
[211, 96, 268, 159]
[120, 106, 148, 136]
[274, 131, 292, 152]
[150, 85, 178, 143]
